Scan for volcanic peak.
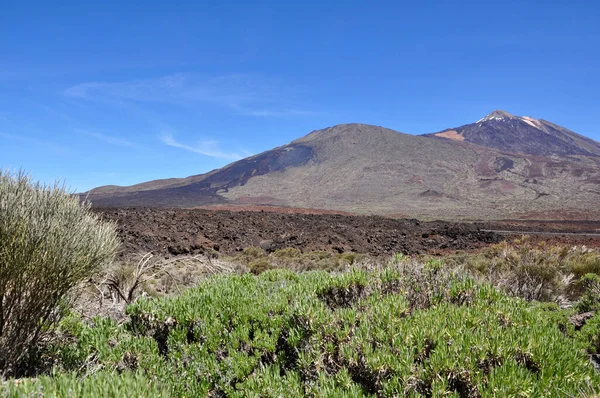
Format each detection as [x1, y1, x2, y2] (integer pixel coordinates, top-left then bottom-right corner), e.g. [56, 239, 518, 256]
[477, 110, 516, 123]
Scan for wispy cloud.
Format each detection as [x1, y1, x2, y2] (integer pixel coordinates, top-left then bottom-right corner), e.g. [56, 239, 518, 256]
[64, 73, 313, 117]
[232, 106, 317, 117]
[83, 131, 135, 147]
[0, 131, 66, 152]
[160, 132, 244, 161]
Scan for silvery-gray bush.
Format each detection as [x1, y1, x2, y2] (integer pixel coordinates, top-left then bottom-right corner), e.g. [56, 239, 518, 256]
[0, 171, 119, 376]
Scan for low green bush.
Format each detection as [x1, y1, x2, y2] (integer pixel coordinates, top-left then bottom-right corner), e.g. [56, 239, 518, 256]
[237, 247, 267, 264]
[569, 251, 600, 278]
[1, 371, 168, 397]
[576, 273, 600, 313]
[232, 247, 369, 273]
[445, 238, 600, 303]
[271, 247, 302, 260]
[5, 265, 598, 397]
[577, 314, 600, 355]
[248, 259, 274, 275]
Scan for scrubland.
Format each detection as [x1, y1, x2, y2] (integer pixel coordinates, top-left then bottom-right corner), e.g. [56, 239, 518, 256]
[2, 171, 600, 397]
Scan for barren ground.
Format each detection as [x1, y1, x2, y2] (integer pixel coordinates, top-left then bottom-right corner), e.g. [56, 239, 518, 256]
[98, 208, 501, 258]
[484, 219, 600, 248]
[97, 208, 600, 259]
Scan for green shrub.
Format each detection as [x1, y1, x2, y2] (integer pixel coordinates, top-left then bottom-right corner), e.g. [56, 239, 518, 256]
[5, 265, 599, 396]
[249, 259, 273, 275]
[337, 252, 365, 266]
[298, 250, 342, 271]
[0, 171, 119, 376]
[236, 246, 267, 265]
[576, 273, 600, 313]
[233, 248, 373, 273]
[577, 314, 600, 355]
[1, 371, 168, 397]
[444, 239, 600, 303]
[271, 247, 301, 260]
[569, 253, 600, 278]
[390, 252, 409, 266]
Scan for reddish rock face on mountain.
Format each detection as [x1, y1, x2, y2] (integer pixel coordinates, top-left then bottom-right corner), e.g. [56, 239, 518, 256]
[84, 113, 600, 220]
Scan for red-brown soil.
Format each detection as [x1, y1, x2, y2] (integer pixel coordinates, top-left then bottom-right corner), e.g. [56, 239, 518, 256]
[484, 219, 600, 248]
[98, 208, 501, 258]
[487, 219, 600, 233]
[508, 209, 600, 221]
[195, 204, 357, 216]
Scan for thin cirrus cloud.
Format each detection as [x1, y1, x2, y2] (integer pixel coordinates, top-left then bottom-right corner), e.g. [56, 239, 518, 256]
[64, 73, 314, 117]
[159, 132, 244, 161]
[83, 131, 135, 147]
[0, 131, 66, 153]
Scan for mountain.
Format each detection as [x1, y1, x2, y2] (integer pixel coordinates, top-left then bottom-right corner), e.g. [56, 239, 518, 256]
[85, 114, 600, 219]
[427, 110, 600, 157]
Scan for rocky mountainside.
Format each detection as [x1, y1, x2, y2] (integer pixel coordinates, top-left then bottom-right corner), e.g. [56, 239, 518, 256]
[85, 113, 600, 219]
[427, 110, 600, 157]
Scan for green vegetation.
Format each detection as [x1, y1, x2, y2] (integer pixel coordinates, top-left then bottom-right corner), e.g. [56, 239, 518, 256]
[1, 172, 599, 396]
[445, 237, 600, 303]
[3, 262, 599, 397]
[0, 171, 118, 377]
[1, 372, 168, 398]
[233, 246, 369, 273]
[576, 273, 600, 313]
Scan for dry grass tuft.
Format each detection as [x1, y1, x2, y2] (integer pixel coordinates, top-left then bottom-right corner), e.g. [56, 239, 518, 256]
[75, 253, 236, 321]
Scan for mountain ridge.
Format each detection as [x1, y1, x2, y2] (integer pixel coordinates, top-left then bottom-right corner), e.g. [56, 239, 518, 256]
[85, 112, 600, 219]
[427, 110, 600, 157]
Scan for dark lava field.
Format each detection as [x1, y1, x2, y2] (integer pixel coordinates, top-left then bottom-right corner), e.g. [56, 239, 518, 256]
[98, 208, 502, 258]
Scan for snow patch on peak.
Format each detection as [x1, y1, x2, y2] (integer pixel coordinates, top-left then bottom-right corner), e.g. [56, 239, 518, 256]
[520, 116, 544, 130]
[475, 111, 548, 132]
[477, 110, 516, 123]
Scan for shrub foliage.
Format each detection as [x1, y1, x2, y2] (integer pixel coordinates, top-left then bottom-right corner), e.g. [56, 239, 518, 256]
[5, 265, 599, 396]
[0, 171, 119, 376]
[233, 246, 368, 274]
[446, 237, 600, 303]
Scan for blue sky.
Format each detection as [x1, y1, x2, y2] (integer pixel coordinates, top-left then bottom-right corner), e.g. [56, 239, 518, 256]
[1, 1, 599, 192]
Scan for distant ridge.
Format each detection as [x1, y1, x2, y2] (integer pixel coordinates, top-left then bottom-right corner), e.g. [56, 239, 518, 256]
[428, 110, 600, 157]
[85, 113, 600, 220]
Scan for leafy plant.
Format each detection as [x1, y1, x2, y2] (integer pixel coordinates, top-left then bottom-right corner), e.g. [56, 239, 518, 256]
[1, 371, 168, 397]
[445, 238, 600, 303]
[6, 263, 598, 396]
[576, 273, 600, 313]
[232, 247, 370, 273]
[249, 259, 274, 275]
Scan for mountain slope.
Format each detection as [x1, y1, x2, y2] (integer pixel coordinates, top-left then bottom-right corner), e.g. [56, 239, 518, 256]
[85, 117, 600, 219]
[428, 110, 600, 157]
[86, 142, 314, 207]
